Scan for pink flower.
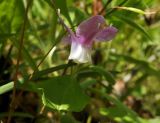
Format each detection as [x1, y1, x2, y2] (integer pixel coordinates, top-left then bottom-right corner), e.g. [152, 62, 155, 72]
[62, 15, 118, 63]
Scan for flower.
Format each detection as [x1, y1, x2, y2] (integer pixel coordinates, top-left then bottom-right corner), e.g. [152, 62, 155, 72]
[62, 15, 118, 63]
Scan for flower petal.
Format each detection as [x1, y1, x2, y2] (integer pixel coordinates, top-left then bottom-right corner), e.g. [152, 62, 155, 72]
[61, 34, 72, 44]
[76, 15, 106, 46]
[94, 26, 118, 42]
[61, 32, 77, 44]
[68, 41, 92, 63]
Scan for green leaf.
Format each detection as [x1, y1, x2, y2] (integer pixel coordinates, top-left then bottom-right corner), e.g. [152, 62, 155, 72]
[0, 81, 14, 95]
[0, 0, 15, 32]
[114, 14, 152, 41]
[31, 62, 76, 80]
[61, 114, 79, 123]
[90, 66, 116, 85]
[111, 53, 160, 79]
[38, 75, 89, 112]
[105, 0, 129, 16]
[11, 0, 24, 32]
[100, 107, 127, 117]
[77, 66, 116, 86]
[91, 88, 141, 123]
[42, 91, 69, 111]
[80, 79, 97, 89]
[115, 7, 145, 14]
[0, 0, 24, 33]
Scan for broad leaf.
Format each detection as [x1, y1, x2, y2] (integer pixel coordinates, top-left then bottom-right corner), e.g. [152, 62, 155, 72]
[38, 75, 89, 112]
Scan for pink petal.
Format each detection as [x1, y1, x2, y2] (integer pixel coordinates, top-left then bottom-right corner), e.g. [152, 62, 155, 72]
[61, 32, 77, 44]
[61, 34, 72, 44]
[76, 15, 106, 46]
[94, 26, 118, 42]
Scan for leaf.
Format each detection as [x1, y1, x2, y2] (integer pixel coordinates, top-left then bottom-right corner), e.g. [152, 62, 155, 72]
[61, 114, 79, 123]
[0, 0, 15, 32]
[80, 79, 97, 89]
[38, 75, 89, 112]
[31, 62, 76, 80]
[100, 107, 127, 117]
[105, 0, 129, 16]
[90, 66, 116, 85]
[0, 0, 24, 33]
[111, 53, 160, 79]
[114, 14, 152, 41]
[77, 66, 116, 85]
[115, 7, 145, 14]
[42, 91, 70, 111]
[91, 88, 141, 123]
[11, 0, 24, 32]
[0, 81, 14, 95]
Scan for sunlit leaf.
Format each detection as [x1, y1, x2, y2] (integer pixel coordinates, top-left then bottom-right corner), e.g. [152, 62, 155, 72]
[114, 6, 146, 14]
[0, 81, 13, 94]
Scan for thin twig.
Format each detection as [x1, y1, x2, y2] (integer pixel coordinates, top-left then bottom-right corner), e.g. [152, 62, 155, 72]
[7, 0, 32, 123]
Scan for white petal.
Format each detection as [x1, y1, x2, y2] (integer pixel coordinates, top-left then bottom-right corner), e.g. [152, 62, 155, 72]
[68, 41, 92, 63]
